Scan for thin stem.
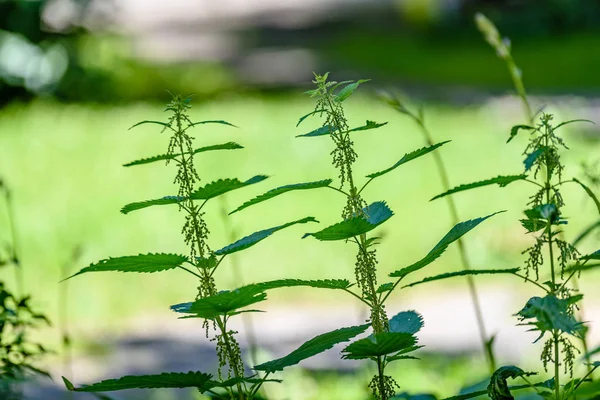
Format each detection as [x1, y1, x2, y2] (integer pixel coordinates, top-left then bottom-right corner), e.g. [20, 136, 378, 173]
[524, 178, 544, 188]
[358, 178, 374, 195]
[343, 287, 371, 307]
[249, 372, 271, 398]
[513, 272, 550, 293]
[177, 265, 204, 280]
[209, 255, 227, 278]
[216, 317, 245, 400]
[326, 185, 350, 197]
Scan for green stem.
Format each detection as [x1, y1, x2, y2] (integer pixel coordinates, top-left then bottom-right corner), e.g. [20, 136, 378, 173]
[2, 185, 24, 296]
[377, 356, 388, 400]
[216, 317, 245, 400]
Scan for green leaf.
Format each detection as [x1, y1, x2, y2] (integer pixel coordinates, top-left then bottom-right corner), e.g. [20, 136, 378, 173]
[367, 141, 450, 179]
[303, 201, 393, 241]
[342, 332, 417, 360]
[348, 120, 388, 133]
[121, 196, 183, 214]
[524, 203, 558, 221]
[129, 120, 172, 130]
[520, 219, 547, 233]
[188, 120, 237, 128]
[229, 179, 333, 214]
[516, 294, 585, 340]
[487, 366, 536, 400]
[254, 324, 370, 373]
[507, 125, 535, 143]
[172, 278, 351, 319]
[431, 175, 527, 201]
[390, 212, 502, 278]
[65, 253, 188, 280]
[573, 178, 600, 215]
[121, 176, 268, 214]
[191, 175, 268, 200]
[554, 119, 595, 131]
[335, 79, 369, 102]
[376, 282, 395, 293]
[62, 371, 213, 392]
[389, 311, 424, 334]
[123, 142, 243, 167]
[581, 250, 600, 260]
[403, 268, 519, 288]
[573, 219, 600, 247]
[523, 147, 548, 171]
[215, 217, 317, 255]
[296, 109, 326, 127]
[296, 125, 335, 138]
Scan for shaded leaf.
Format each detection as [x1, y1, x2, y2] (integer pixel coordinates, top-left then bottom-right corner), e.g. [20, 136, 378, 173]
[63, 371, 213, 392]
[523, 147, 548, 171]
[389, 311, 424, 334]
[431, 175, 527, 201]
[376, 282, 394, 293]
[572, 219, 600, 247]
[573, 178, 600, 215]
[403, 269, 519, 288]
[215, 217, 317, 255]
[230, 180, 333, 214]
[390, 212, 502, 278]
[172, 278, 351, 319]
[348, 120, 388, 133]
[65, 253, 188, 280]
[296, 125, 335, 138]
[335, 79, 369, 102]
[296, 109, 326, 127]
[123, 142, 243, 167]
[303, 202, 392, 241]
[581, 250, 600, 260]
[254, 324, 370, 373]
[487, 366, 536, 400]
[121, 196, 183, 214]
[367, 141, 450, 179]
[507, 125, 534, 143]
[342, 332, 417, 360]
[516, 295, 585, 340]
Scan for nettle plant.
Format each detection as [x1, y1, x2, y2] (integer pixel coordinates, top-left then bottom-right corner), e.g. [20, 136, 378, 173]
[225, 73, 515, 400]
[61, 94, 353, 399]
[433, 14, 600, 400]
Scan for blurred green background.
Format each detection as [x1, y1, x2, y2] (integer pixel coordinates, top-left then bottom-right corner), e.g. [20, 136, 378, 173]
[1, 0, 600, 399]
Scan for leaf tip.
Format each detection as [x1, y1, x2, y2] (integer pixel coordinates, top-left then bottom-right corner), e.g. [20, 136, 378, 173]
[62, 376, 75, 391]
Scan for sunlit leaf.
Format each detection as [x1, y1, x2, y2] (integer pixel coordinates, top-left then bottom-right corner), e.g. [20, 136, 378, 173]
[215, 217, 317, 255]
[254, 324, 370, 373]
[230, 180, 332, 214]
[65, 253, 188, 280]
[335, 79, 370, 102]
[367, 141, 450, 179]
[431, 175, 527, 201]
[390, 212, 502, 278]
[487, 366, 536, 400]
[303, 202, 393, 241]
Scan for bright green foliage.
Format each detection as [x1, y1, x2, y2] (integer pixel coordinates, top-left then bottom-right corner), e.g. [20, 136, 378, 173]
[487, 366, 536, 400]
[303, 201, 393, 241]
[366, 141, 450, 179]
[348, 121, 388, 133]
[335, 79, 370, 102]
[229, 180, 333, 214]
[215, 217, 317, 255]
[390, 212, 502, 278]
[431, 175, 527, 201]
[403, 268, 520, 288]
[123, 142, 243, 167]
[62, 372, 214, 392]
[254, 324, 370, 373]
[65, 253, 188, 279]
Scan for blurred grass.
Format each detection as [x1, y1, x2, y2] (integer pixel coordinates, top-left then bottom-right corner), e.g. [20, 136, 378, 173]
[0, 92, 598, 334]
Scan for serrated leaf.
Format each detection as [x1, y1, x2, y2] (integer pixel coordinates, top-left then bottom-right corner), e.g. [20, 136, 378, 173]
[129, 120, 172, 130]
[342, 332, 417, 360]
[367, 141, 450, 179]
[487, 366, 536, 400]
[296, 109, 326, 127]
[230, 180, 332, 214]
[303, 202, 393, 241]
[390, 212, 502, 278]
[520, 219, 547, 233]
[581, 250, 600, 260]
[376, 282, 395, 293]
[123, 142, 243, 167]
[574, 178, 600, 215]
[335, 79, 369, 102]
[389, 311, 424, 334]
[172, 278, 351, 319]
[516, 294, 585, 340]
[296, 125, 335, 138]
[65, 253, 188, 280]
[403, 268, 519, 288]
[62, 371, 213, 392]
[507, 125, 535, 143]
[524, 203, 558, 221]
[121, 176, 268, 214]
[254, 324, 370, 373]
[191, 175, 268, 200]
[348, 120, 388, 133]
[215, 217, 317, 255]
[431, 175, 527, 201]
